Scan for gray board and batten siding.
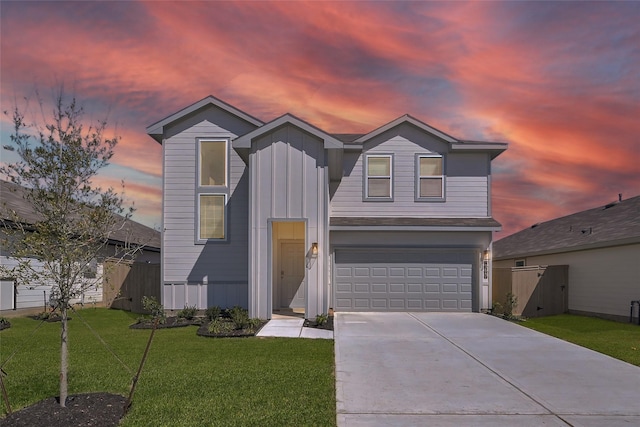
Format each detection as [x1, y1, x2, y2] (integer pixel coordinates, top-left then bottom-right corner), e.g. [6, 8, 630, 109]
[243, 122, 334, 319]
[160, 105, 258, 309]
[331, 123, 491, 218]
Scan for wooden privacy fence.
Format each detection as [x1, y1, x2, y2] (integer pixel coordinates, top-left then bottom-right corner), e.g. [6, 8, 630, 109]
[493, 265, 569, 318]
[103, 260, 160, 313]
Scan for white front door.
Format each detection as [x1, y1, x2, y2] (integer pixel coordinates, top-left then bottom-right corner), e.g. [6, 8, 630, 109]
[279, 242, 305, 309]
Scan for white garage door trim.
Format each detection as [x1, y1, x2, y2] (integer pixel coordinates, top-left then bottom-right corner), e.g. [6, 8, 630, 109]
[333, 248, 475, 312]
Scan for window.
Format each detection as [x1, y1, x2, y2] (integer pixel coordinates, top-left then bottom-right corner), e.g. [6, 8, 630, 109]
[199, 194, 225, 240]
[365, 155, 392, 200]
[200, 140, 227, 186]
[515, 260, 525, 267]
[416, 155, 444, 200]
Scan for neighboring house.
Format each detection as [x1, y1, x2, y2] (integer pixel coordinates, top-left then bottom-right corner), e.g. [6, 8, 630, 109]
[493, 195, 640, 322]
[147, 95, 507, 319]
[0, 180, 161, 312]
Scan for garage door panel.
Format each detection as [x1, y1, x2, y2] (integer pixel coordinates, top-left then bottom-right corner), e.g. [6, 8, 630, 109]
[407, 299, 422, 309]
[371, 283, 387, 293]
[389, 299, 406, 308]
[389, 283, 405, 293]
[334, 249, 474, 312]
[389, 268, 405, 276]
[371, 267, 387, 276]
[407, 268, 423, 277]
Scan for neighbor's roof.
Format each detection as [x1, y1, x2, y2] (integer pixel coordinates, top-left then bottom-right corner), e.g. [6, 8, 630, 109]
[493, 195, 640, 259]
[0, 180, 160, 250]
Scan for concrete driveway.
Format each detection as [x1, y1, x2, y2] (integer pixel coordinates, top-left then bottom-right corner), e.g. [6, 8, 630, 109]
[335, 312, 640, 426]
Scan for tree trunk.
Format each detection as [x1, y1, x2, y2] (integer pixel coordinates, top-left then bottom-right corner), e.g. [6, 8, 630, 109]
[59, 306, 68, 408]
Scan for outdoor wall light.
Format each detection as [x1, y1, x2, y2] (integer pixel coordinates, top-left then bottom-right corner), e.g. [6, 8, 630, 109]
[311, 242, 319, 257]
[483, 249, 491, 261]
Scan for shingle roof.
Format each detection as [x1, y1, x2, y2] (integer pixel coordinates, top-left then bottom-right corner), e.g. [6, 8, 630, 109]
[0, 180, 160, 250]
[331, 217, 502, 228]
[493, 195, 640, 259]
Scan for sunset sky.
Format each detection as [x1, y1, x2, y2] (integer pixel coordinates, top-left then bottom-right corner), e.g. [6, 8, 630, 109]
[1, 1, 638, 237]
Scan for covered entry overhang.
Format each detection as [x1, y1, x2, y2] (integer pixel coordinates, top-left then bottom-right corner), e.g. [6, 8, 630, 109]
[329, 217, 501, 312]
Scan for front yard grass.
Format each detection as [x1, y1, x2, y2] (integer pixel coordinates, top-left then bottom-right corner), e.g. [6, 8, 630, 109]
[522, 314, 640, 366]
[0, 308, 336, 426]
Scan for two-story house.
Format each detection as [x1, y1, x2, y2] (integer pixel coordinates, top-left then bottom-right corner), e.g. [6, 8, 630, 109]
[147, 96, 506, 319]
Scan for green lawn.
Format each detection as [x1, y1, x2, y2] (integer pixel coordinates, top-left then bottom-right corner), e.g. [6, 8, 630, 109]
[522, 314, 640, 366]
[0, 308, 336, 426]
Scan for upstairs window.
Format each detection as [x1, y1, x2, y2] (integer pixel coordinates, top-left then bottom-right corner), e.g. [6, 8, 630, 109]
[199, 194, 225, 240]
[416, 155, 444, 200]
[364, 155, 393, 200]
[200, 140, 227, 187]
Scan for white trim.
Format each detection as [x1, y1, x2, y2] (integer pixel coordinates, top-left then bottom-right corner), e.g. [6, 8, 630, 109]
[364, 154, 393, 201]
[198, 139, 228, 187]
[197, 193, 227, 241]
[415, 154, 445, 201]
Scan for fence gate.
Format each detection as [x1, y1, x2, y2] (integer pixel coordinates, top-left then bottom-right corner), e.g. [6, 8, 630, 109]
[492, 265, 568, 318]
[103, 261, 160, 313]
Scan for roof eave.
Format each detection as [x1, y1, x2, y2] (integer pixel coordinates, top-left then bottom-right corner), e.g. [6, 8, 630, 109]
[355, 114, 458, 144]
[146, 95, 264, 144]
[232, 114, 343, 150]
[451, 142, 508, 159]
[330, 225, 502, 232]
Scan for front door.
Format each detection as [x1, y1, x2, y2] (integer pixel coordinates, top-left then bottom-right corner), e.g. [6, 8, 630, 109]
[279, 242, 305, 309]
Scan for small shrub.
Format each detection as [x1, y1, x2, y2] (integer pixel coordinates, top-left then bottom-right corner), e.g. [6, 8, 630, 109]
[36, 311, 51, 320]
[208, 318, 235, 334]
[503, 292, 518, 320]
[177, 305, 198, 320]
[205, 306, 222, 321]
[491, 301, 503, 316]
[141, 296, 166, 323]
[315, 313, 329, 326]
[246, 318, 263, 333]
[229, 306, 250, 330]
[0, 317, 10, 329]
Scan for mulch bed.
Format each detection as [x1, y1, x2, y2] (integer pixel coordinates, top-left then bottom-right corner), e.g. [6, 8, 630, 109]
[0, 393, 126, 427]
[129, 316, 201, 329]
[303, 315, 334, 331]
[28, 315, 71, 323]
[196, 320, 268, 338]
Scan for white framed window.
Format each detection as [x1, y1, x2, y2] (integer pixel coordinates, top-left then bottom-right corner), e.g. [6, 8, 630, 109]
[515, 260, 526, 267]
[364, 154, 393, 200]
[416, 154, 444, 201]
[199, 194, 226, 240]
[199, 140, 227, 187]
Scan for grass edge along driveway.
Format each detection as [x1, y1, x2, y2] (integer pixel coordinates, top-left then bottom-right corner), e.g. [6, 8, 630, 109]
[522, 313, 640, 367]
[0, 308, 336, 426]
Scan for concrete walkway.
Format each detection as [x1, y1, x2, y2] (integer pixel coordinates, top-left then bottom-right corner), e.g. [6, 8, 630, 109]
[256, 318, 333, 339]
[335, 312, 640, 426]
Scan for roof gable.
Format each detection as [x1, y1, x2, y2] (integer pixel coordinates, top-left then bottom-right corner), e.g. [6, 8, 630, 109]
[355, 114, 457, 144]
[232, 113, 343, 150]
[352, 114, 507, 159]
[146, 95, 263, 143]
[494, 195, 640, 259]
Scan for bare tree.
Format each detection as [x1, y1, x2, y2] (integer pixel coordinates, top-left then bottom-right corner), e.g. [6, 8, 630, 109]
[0, 90, 140, 407]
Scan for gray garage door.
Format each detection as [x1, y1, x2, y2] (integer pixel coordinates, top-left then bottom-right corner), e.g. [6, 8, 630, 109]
[334, 249, 474, 312]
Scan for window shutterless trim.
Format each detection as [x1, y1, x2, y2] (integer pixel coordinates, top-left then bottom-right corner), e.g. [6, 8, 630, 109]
[196, 193, 227, 243]
[363, 153, 394, 201]
[198, 138, 229, 188]
[195, 137, 230, 244]
[415, 153, 445, 202]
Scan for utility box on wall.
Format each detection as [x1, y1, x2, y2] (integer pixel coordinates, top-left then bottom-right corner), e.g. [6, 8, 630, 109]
[492, 265, 569, 318]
